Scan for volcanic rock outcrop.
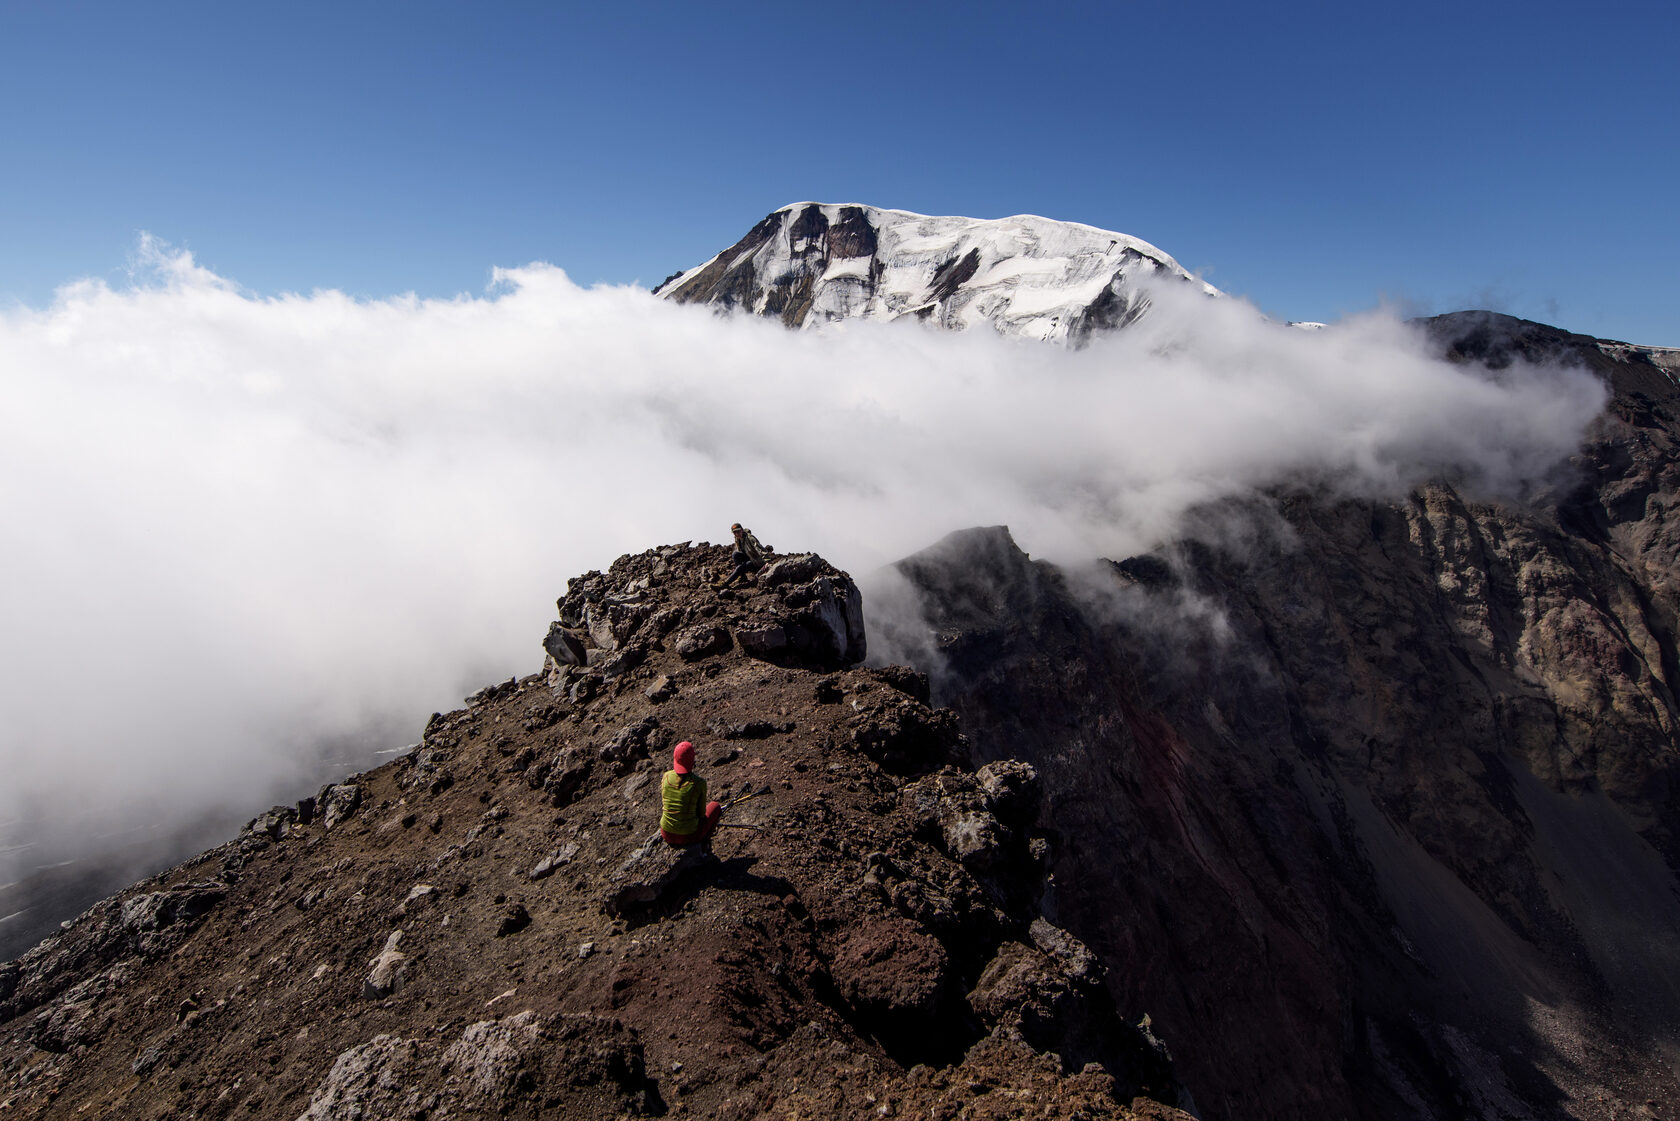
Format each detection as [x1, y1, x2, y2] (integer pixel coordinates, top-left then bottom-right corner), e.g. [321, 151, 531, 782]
[0, 543, 1189, 1119]
[881, 314, 1680, 1120]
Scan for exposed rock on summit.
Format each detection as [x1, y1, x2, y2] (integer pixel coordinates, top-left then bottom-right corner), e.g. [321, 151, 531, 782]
[0, 540, 1188, 1120]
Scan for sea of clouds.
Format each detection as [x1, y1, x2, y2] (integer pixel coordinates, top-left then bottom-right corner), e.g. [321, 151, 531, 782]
[0, 240, 1608, 878]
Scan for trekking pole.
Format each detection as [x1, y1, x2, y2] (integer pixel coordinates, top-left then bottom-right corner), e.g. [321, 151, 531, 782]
[722, 788, 764, 811]
[716, 822, 762, 830]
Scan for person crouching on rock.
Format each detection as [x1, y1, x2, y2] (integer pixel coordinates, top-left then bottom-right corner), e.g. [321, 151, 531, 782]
[716, 523, 766, 588]
[660, 741, 722, 846]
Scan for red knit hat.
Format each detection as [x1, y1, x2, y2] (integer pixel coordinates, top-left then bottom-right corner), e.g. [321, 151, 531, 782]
[673, 741, 695, 774]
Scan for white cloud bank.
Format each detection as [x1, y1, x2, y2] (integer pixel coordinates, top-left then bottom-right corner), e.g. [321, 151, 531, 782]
[0, 242, 1608, 870]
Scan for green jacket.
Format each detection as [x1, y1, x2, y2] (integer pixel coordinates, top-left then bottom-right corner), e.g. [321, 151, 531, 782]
[660, 770, 708, 835]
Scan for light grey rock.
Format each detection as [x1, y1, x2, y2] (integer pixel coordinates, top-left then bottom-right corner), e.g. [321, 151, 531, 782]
[363, 930, 408, 999]
[401, 884, 437, 914]
[116, 880, 228, 958]
[584, 602, 619, 651]
[977, 760, 1040, 824]
[442, 1011, 543, 1110]
[941, 808, 1007, 871]
[760, 553, 827, 587]
[529, 843, 580, 881]
[592, 645, 644, 680]
[246, 805, 299, 841]
[413, 746, 451, 773]
[1029, 917, 1099, 981]
[800, 575, 866, 666]
[319, 783, 365, 830]
[296, 1034, 424, 1121]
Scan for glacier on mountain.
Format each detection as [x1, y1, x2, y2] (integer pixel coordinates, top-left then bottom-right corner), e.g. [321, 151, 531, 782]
[656, 202, 1222, 342]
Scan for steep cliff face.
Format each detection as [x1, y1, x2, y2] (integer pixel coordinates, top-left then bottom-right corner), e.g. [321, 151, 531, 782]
[660, 202, 1680, 1117]
[0, 544, 1189, 1120]
[884, 316, 1680, 1120]
[656, 203, 1218, 341]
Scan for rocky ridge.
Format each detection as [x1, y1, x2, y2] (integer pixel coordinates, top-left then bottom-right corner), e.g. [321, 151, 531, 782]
[0, 543, 1189, 1120]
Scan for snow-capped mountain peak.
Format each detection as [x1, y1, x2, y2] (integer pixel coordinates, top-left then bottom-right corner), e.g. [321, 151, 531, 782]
[656, 202, 1220, 341]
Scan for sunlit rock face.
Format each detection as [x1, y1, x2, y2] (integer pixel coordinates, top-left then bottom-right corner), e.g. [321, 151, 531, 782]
[656, 202, 1219, 342]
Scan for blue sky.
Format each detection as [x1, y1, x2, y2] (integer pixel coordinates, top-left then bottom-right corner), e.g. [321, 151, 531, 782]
[3, 0, 1675, 344]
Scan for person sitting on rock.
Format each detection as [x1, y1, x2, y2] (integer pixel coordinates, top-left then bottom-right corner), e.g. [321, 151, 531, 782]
[716, 523, 767, 588]
[659, 741, 722, 846]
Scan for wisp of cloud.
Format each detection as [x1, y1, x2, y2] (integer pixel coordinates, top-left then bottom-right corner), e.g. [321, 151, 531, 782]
[0, 242, 1607, 877]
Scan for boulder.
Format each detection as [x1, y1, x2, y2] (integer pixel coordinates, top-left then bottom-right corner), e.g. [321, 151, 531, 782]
[495, 902, 531, 938]
[675, 624, 733, 661]
[319, 783, 365, 830]
[827, 917, 955, 1053]
[735, 623, 791, 658]
[977, 760, 1040, 824]
[792, 575, 867, 666]
[1028, 917, 1100, 980]
[759, 553, 828, 588]
[871, 664, 931, 704]
[246, 805, 299, 841]
[584, 602, 619, 651]
[542, 622, 588, 667]
[441, 1011, 545, 1110]
[603, 836, 712, 917]
[566, 670, 600, 705]
[593, 600, 653, 649]
[742, 565, 868, 669]
[851, 701, 962, 774]
[968, 939, 1072, 1027]
[297, 1034, 426, 1121]
[967, 922, 1129, 1078]
[598, 718, 662, 768]
[942, 807, 1009, 871]
[120, 880, 228, 957]
[588, 644, 645, 679]
[413, 745, 451, 773]
[363, 930, 408, 999]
